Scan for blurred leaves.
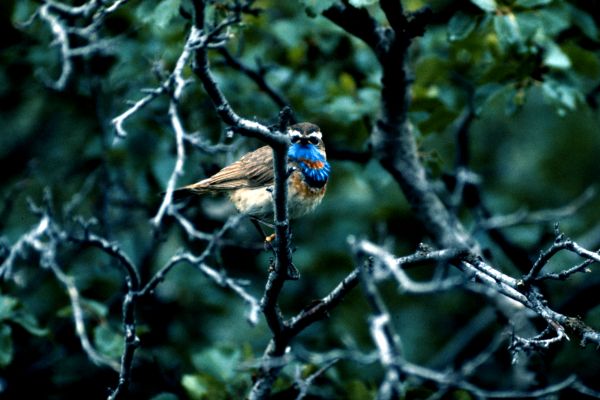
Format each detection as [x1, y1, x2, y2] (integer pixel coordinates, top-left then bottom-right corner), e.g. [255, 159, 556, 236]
[0, 294, 48, 367]
[137, 0, 182, 30]
[298, 0, 338, 16]
[0, 294, 47, 337]
[182, 345, 247, 399]
[348, 0, 378, 7]
[0, 324, 13, 367]
[448, 12, 478, 42]
[541, 78, 582, 115]
[150, 393, 179, 400]
[470, 0, 497, 12]
[516, 0, 553, 7]
[1, 0, 600, 398]
[493, 13, 522, 48]
[190, 346, 242, 382]
[94, 324, 125, 359]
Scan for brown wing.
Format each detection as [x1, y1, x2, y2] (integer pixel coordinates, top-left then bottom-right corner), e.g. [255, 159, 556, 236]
[183, 145, 274, 194]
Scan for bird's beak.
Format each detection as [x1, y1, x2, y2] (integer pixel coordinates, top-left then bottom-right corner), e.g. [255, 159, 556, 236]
[299, 137, 310, 145]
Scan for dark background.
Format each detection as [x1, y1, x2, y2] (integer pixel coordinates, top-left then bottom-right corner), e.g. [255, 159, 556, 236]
[1, 0, 600, 398]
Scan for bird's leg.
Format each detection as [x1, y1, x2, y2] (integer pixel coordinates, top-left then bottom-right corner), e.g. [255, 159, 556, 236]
[252, 218, 299, 280]
[286, 262, 300, 280]
[250, 218, 276, 249]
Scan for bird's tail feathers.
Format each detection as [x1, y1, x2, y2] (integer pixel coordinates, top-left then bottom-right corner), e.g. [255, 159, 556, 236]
[162, 182, 211, 202]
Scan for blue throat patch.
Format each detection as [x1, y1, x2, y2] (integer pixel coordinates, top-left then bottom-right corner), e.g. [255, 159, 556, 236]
[287, 143, 331, 188]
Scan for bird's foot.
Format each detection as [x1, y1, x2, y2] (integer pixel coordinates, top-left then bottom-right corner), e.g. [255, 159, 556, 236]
[286, 263, 300, 280]
[266, 260, 300, 280]
[264, 234, 276, 251]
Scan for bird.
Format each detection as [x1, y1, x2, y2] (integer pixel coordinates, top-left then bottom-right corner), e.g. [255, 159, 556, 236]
[173, 122, 331, 225]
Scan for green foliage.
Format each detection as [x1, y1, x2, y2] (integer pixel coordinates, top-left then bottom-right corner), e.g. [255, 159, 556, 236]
[0, 294, 48, 367]
[470, 0, 497, 12]
[298, 0, 338, 16]
[0, 324, 13, 367]
[448, 12, 478, 42]
[150, 393, 179, 400]
[138, 0, 183, 30]
[94, 324, 125, 359]
[180, 345, 250, 399]
[348, 0, 378, 7]
[1, 0, 600, 398]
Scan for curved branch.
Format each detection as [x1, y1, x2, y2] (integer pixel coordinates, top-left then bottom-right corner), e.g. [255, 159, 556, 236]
[218, 48, 292, 112]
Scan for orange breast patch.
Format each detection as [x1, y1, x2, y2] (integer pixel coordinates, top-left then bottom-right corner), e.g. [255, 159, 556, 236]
[291, 172, 326, 197]
[299, 158, 325, 169]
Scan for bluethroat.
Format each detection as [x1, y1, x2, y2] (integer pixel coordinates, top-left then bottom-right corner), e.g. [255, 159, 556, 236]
[175, 122, 331, 223]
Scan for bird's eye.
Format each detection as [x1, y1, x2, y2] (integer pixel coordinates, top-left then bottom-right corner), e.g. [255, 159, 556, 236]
[309, 137, 319, 145]
[291, 136, 300, 143]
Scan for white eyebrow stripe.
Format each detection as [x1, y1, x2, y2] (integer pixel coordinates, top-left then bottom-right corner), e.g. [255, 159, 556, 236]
[289, 130, 302, 137]
[308, 131, 322, 139]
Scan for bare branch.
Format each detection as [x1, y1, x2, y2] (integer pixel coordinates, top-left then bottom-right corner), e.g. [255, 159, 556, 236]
[286, 267, 360, 337]
[29, 0, 135, 91]
[46, 255, 121, 371]
[0, 215, 51, 280]
[188, 5, 299, 391]
[479, 186, 596, 230]
[218, 48, 292, 112]
[249, 266, 362, 400]
[68, 228, 140, 400]
[323, 2, 384, 57]
[111, 86, 168, 138]
[138, 214, 261, 324]
[361, 264, 404, 400]
[351, 235, 600, 351]
[353, 239, 468, 294]
[38, 4, 73, 90]
[524, 229, 600, 283]
[293, 357, 339, 400]
[0, 208, 120, 371]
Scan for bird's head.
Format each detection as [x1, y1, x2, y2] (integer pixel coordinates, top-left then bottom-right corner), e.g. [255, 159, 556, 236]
[286, 122, 330, 186]
[287, 122, 326, 156]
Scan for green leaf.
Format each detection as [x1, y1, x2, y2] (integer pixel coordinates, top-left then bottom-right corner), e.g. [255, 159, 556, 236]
[448, 12, 478, 42]
[325, 94, 377, 123]
[516, 0, 552, 8]
[137, 0, 181, 29]
[81, 298, 109, 318]
[0, 296, 17, 320]
[94, 324, 124, 359]
[563, 44, 600, 78]
[155, 0, 182, 29]
[346, 379, 373, 400]
[474, 83, 520, 114]
[494, 14, 522, 47]
[349, 0, 377, 7]
[272, 20, 305, 48]
[541, 80, 582, 115]
[57, 298, 108, 319]
[543, 42, 571, 70]
[0, 295, 47, 336]
[470, 0, 497, 12]
[0, 324, 13, 367]
[537, 6, 570, 36]
[514, 12, 542, 40]
[150, 393, 179, 400]
[11, 0, 36, 24]
[12, 312, 48, 337]
[418, 105, 457, 136]
[298, 0, 338, 16]
[182, 373, 227, 400]
[191, 347, 241, 382]
[415, 57, 449, 87]
[569, 5, 599, 40]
